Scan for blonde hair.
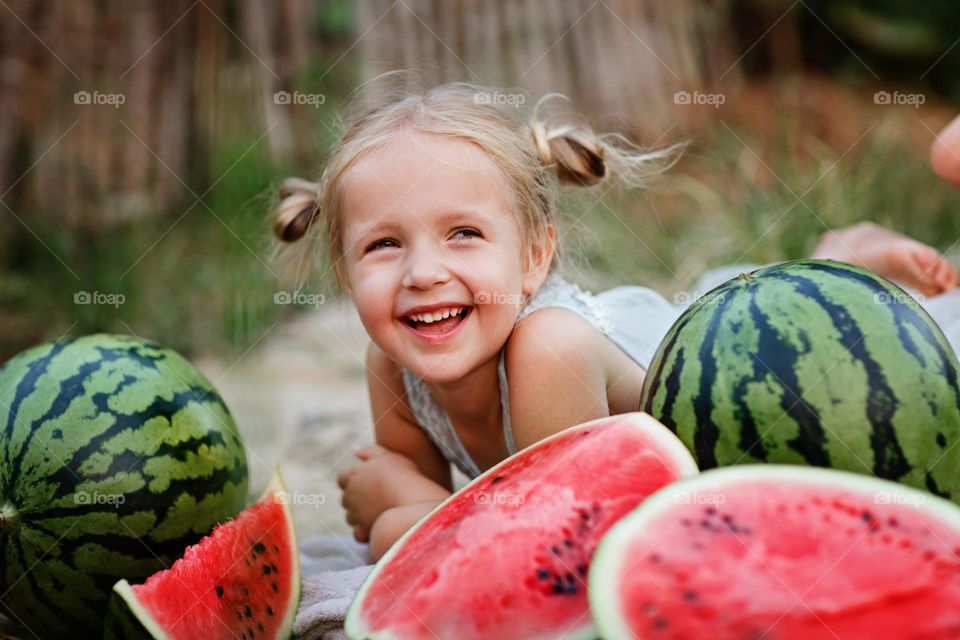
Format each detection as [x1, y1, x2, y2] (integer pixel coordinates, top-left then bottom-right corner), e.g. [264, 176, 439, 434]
[271, 79, 682, 292]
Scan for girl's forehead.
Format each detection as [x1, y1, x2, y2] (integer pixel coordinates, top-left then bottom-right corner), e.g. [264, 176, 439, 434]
[341, 132, 514, 229]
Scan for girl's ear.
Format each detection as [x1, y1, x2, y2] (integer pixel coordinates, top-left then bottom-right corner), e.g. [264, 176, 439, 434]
[522, 224, 557, 295]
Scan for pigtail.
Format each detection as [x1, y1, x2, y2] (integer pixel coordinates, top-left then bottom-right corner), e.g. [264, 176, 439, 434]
[528, 94, 684, 189]
[273, 177, 321, 242]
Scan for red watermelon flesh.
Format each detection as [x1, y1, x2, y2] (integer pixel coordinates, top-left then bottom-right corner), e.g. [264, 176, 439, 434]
[590, 465, 960, 640]
[109, 468, 300, 639]
[345, 412, 698, 640]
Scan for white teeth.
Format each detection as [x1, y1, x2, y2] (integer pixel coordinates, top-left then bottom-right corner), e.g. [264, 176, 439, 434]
[407, 307, 464, 324]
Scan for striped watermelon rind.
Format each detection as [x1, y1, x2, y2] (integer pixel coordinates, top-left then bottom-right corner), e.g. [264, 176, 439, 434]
[640, 259, 960, 500]
[0, 334, 249, 637]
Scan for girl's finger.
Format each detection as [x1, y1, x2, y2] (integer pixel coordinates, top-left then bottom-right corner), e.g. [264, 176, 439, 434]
[354, 444, 387, 460]
[336, 469, 351, 489]
[353, 525, 370, 543]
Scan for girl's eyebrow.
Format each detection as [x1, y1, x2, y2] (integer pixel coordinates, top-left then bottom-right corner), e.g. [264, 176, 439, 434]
[359, 208, 488, 237]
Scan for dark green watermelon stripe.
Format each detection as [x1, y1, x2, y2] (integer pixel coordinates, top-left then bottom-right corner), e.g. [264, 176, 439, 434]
[3, 338, 73, 445]
[3, 530, 76, 636]
[40, 457, 246, 524]
[50, 386, 237, 496]
[7, 356, 111, 490]
[769, 271, 914, 483]
[745, 284, 830, 466]
[691, 291, 732, 468]
[640, 293, 701, 414]
[801, 261, 957, 380]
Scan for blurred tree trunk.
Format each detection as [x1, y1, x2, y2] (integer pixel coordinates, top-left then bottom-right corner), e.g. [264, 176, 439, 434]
[0, 0, 320, 234]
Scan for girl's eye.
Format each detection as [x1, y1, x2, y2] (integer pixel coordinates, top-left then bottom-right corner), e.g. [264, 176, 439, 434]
[452, 228, 481, 239]
[366, 238, 398, 252]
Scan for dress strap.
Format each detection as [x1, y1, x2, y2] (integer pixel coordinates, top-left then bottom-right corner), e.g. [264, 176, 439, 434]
[400, 368, 482, 479]
[498, 349, 518, 456]
[400, 354, 515, 480]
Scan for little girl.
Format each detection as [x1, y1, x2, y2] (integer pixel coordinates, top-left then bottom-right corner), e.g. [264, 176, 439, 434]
[272, 82, 959, 562]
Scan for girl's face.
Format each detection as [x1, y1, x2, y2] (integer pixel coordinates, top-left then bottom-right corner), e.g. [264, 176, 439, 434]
[341, 131, 551, 384]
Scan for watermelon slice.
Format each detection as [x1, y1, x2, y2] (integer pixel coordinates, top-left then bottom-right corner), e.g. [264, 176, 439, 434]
[345, 412, 698, 640]
[104, 468, 300, 639]
[590, 465, 960, 639]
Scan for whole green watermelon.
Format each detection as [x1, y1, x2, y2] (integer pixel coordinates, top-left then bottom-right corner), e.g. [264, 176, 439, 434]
[640, 259, 960, 500]
[0, 334, 248, 638]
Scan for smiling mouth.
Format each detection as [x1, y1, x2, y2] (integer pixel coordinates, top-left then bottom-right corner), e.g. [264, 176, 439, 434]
[402, 307, 472, 333]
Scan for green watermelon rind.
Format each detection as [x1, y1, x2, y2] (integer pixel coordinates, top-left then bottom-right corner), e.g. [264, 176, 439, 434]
[107, 466, 301, 639]
[0, 333, 250, 636]
[344, 411, 699, 640]
[588, 465, 960, 640]
[639, 259, 960, 499]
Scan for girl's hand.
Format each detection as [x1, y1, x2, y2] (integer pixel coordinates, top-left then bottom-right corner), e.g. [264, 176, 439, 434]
[337, 445, 445, 543]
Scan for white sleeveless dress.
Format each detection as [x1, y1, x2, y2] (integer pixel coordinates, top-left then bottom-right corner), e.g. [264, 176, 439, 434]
[400, 264, 960, 480]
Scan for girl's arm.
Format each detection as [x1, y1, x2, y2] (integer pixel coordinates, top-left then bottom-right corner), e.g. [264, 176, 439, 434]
[368, 500, 445, 562]
[337, 344, 453, 542]
[504, 308, 611, 450]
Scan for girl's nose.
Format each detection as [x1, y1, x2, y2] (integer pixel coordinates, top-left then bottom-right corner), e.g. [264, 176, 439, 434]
[401, 249, 451, 290]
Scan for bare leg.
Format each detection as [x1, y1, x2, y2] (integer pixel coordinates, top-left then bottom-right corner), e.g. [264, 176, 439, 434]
[811, 222, 958, 296]
[932, 114, 960, 189]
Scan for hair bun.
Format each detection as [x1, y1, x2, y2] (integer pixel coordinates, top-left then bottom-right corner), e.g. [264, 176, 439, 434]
[530, 121, 606, 186]
[530, 122, 553, 166]
[273, 177, 321, 242]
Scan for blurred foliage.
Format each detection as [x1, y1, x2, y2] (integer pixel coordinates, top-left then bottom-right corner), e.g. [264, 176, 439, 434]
[736, 0, 960, 96]
[4, 0, 960, 362]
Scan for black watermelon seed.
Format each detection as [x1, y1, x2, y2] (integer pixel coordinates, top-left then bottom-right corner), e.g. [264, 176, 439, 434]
[216, 585, 224, 598]
[273, 545, 279, 552]
[272, 582, 279, 592]
[938, 433, 948, 448]
[551, 546, 562, 556]
[267, 606, 274, 616]
[563, 539, 573, 548]
[682, 591, 698, 602]
[263, 565, 272, 575]
[576, 563, 587, 576]
[236, 612, 243, 622]
[271, 563, 278, 572]
[242, 586, 249, 596]
[537, 569, 550, 579]
[552, 579, 565, 594]
[245, 605, 252, 617]
[491, 475, 504, 484]
[253, 542, 266, 553]
[248, 628, 254, 638]
[861, 511, 874, 522]
[653, 618, 669, 630]
[258, 623, 264, 632]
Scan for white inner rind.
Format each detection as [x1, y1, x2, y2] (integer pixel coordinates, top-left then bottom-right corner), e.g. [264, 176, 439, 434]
[588, 465, 960, 640]
[344, 411, 698, 640]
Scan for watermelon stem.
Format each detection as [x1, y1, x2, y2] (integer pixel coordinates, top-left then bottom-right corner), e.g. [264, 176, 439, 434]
[0, 502, 18, 530]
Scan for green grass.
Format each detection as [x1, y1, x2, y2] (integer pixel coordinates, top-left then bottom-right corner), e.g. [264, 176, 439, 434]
[569, 120, 960, 297]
